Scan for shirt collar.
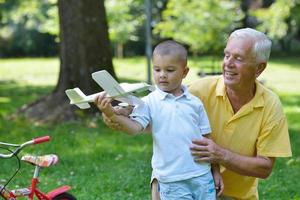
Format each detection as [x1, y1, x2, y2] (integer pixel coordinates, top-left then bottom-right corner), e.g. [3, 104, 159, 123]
[216, 76, 226, 99]
[155, 85, 191, 100]
[215, 76, 264, 108]
[252, 80, 264, 108]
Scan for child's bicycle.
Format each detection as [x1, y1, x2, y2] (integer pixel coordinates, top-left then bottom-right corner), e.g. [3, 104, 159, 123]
[0, 136, 76, 200]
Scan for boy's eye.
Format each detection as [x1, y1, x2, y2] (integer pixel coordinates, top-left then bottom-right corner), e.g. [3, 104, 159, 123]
[167, 69, 175, 72]
[154, 68, 160, 72]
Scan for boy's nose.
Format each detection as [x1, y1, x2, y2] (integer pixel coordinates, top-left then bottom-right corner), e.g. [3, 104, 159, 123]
[159, 71, 167, 78]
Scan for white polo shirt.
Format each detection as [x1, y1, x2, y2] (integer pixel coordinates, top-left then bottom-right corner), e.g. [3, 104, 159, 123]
[130, 85, 212, 183]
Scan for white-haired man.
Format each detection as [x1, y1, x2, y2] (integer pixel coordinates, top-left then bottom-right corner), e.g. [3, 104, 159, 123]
[187, 28, 292, 199]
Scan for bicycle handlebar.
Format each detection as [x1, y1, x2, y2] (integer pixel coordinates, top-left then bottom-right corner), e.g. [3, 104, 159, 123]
[0, 136, 50, 158]
[33, 136, 50, 144]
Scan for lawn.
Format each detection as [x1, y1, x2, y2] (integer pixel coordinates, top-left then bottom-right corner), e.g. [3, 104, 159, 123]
[0, 56, 300, 199]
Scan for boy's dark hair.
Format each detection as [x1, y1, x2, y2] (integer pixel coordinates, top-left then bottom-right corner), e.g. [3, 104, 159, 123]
[153, 40, 187, 66]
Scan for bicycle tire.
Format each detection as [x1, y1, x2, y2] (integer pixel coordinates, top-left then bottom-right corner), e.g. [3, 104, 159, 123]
[52, 192, 76, 200]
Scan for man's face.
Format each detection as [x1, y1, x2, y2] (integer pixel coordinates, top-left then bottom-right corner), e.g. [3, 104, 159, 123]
[153, 54, 188, 95]
[222, 37, 259, 90]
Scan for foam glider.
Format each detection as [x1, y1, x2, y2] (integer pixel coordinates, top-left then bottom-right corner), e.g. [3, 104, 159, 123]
[65, 70, 152, 109]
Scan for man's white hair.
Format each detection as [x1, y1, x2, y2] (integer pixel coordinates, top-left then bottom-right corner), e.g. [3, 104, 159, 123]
[229, 28, 272, 63]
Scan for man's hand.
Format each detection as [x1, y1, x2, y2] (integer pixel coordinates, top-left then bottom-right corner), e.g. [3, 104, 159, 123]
[102, 113, 121, 130]
[190, 137, 225, 164]
[191, 137, 275, 179]
[101, 104, 133, 130]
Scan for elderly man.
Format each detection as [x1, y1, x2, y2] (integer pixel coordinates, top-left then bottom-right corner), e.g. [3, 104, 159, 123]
[186, 28, 292, 199]
[100, 28, 292, 200]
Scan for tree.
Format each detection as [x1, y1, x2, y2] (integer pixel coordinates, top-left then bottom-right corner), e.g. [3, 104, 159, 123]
[19, 0, 115, 123]
[105, 0, 143, 58]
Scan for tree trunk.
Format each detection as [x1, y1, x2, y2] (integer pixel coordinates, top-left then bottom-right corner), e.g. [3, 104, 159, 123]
[18, 0, 115, 123]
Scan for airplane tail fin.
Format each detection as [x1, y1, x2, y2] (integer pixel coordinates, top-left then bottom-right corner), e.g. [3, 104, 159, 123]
[65, 88, 91, 109]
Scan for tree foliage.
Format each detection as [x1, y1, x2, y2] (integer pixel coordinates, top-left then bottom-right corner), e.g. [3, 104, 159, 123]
[105, 0, 144, 57]
[253, 0, 300, 40]
[0, 0, 58, 56]
[106, 0, 143, 45]
[252, 0, 300, 51]
[153, 0, 242, 54]
[1, 0, 300, 57]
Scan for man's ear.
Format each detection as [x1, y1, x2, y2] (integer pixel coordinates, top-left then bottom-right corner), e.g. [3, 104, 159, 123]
[255, 63, 266, 78]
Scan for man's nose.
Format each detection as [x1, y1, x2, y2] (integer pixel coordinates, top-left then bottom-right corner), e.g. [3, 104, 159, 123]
[224, 56, 234, 67]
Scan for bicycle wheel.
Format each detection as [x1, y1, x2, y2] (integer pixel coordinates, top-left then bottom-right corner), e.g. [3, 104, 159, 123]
[52, 192, 76, 200]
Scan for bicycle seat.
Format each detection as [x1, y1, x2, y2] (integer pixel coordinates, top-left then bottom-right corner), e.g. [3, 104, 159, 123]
[21, 154, 59, 167]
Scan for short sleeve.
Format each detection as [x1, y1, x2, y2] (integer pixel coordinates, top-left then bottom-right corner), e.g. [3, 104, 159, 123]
[257, 116, 292, 157]
[198, 104, 212, 135]
[130, 101, 151, 130]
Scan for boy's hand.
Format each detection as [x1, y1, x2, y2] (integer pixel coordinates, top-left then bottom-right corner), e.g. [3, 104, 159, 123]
[94, 92, 114, 118]
[212, 165, 224, 196]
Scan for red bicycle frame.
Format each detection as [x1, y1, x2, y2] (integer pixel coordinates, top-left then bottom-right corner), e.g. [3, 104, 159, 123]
[0, 136, 76, 200]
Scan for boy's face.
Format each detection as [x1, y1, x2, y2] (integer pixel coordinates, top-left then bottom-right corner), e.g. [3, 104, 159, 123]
[153, 54, 189, 96]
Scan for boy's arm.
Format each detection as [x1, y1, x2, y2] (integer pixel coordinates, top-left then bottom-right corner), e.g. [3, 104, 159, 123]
[110, 113, 143, 135]
[94, 93, 143, 135]
[203, 134, 224, 196]
[211, 163, 223, 197]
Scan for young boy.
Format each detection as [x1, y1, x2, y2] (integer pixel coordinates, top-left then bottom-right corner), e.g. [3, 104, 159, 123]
[95, 40, 223, 199]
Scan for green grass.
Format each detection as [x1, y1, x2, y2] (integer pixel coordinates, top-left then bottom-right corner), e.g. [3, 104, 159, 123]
[0, 56, 300, 199]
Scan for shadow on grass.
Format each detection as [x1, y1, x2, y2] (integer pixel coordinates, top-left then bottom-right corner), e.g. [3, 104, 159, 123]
[0, 80, 54, 116]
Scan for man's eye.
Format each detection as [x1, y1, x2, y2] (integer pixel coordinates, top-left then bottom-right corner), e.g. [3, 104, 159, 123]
[236, 56, 243, 61]
[224, 54, 230, 59]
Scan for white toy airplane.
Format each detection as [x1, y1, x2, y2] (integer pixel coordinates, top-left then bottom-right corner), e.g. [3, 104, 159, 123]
[65, 70, 153, 109]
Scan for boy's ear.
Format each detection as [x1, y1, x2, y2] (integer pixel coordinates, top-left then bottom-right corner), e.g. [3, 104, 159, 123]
[183, 67, 189, 78]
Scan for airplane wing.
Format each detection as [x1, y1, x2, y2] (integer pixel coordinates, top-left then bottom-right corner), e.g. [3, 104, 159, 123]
[92, 70, 126, 97]
[119, 82, 153, 94]
[92, 70, 153, 98]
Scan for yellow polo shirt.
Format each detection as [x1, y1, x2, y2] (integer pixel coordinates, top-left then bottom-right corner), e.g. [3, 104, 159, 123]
[189, 76, 292, 200]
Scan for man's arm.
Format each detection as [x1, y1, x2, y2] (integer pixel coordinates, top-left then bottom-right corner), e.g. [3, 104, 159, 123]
[190, 137, 275, 179]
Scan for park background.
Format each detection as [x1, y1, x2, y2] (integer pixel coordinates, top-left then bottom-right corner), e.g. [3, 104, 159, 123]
[0, 0, 299, 199]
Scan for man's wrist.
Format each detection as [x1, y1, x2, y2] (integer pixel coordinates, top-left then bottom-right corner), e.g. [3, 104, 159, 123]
[107, 113, 117, 121]
[219, 147, 230, 166]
